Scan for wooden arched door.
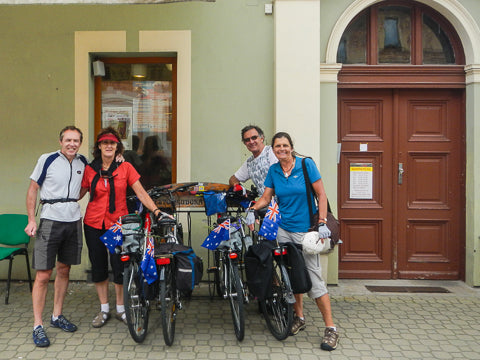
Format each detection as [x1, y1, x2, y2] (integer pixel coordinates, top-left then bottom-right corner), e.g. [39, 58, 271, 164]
[336, 1, 466, 279]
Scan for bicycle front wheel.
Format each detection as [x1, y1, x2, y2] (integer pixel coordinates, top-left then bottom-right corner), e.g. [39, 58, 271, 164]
[227, 261, 245, 341]
[160, 264, 177, 346]
[260, 261, 293, 340]
[124, 261, 150, 343]
[214, 250, 226, 297]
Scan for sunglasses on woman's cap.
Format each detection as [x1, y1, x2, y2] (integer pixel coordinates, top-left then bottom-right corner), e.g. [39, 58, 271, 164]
[243, 135, 260, 143]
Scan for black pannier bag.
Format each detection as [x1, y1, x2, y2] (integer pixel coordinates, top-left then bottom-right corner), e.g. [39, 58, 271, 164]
[282, 242, 312, 294]
[155, 243, 203, 296]
[244, 241, 276, 301]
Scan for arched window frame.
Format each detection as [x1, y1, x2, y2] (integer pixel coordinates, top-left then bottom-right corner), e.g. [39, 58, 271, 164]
[338, 0, 465, 66]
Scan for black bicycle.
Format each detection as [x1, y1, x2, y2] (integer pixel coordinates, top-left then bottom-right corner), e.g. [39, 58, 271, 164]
[121, 213, 150, 343]
[245, 223, 295, 341]
[258, 238, 295, 340]
[206, 190, 256, 341]
[209, 215, 250, 341]
[153, 189, 183, 346]
[121, 185, 190, 345]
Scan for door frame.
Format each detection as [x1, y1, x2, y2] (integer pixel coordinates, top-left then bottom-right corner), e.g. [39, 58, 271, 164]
[337, 81, 466, 279]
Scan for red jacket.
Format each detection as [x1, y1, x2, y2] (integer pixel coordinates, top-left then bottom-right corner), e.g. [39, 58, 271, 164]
[82, 161, 140, 229]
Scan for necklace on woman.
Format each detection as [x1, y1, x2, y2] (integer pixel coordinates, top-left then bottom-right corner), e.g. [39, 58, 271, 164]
[281, 158, 295, 178]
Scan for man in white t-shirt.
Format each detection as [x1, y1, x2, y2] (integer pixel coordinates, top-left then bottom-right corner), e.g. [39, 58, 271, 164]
[229, 125, 278, 196]
[25, 126, 87, 347]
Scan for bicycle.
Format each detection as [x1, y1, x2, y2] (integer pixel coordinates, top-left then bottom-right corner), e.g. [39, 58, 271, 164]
[245, 226, 295, 340]
[152, 186, 187, 346]
[206, 190, 255, 341]
[120, 212, 150, 343]
[258, 237, 295, 340]
[121, 184, 194, 345]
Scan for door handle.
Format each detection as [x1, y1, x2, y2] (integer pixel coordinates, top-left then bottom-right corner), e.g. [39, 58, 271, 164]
[398, 163, 404, 185]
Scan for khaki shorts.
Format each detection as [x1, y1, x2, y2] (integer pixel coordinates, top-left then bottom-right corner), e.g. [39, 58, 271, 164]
[276, 227, 328, 299]
[33, 219, 83, 270]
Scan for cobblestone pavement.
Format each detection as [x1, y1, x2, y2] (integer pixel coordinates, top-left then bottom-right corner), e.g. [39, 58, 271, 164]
[1, 279, 480, 360]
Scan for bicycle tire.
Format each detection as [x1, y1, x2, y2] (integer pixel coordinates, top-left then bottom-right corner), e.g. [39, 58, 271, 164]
[228, 261, 245, 341]
[214, 250, 226, 298]
[259, 261, 293, 340]
[160, 264, 177, 346]
[124, 261, 150, 343]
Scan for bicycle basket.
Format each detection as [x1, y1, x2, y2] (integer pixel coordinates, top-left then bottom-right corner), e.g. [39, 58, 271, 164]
[120, 214, 143, 253]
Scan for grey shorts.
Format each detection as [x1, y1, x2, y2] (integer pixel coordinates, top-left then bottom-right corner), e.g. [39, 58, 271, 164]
[33, 219, 83, 270]
[276, 227, 328, 299]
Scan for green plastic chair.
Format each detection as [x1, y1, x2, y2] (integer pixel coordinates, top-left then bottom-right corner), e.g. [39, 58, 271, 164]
[0, 214, 33, 304]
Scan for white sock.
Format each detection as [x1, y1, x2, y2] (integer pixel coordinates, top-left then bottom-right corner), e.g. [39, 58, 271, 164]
[34, 325, 43, 330]
[116, 305, 125, 314]
[101, 303, 109, 314]
[327, 326, 337, 331]
[51, 315, 58, 321]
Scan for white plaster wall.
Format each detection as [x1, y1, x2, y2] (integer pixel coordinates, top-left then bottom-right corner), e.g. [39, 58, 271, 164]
[274, 0, 320, 162]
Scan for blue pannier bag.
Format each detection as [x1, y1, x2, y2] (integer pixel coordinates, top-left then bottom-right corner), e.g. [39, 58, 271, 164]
[173, 246, 203, 296]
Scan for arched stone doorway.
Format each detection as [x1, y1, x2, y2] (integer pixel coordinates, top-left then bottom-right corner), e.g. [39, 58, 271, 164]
[327, 0, 470, 279]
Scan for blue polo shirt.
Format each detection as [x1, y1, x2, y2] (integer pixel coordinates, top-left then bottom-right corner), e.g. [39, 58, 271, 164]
[264, 156, 321, 232]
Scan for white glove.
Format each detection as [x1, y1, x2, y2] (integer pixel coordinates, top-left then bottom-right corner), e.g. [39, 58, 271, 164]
[245, 209, 256, 226]
[317, 223, 331, 239]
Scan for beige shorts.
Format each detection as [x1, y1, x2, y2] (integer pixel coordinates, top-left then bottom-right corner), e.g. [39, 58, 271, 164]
[276, 227, 328, 299]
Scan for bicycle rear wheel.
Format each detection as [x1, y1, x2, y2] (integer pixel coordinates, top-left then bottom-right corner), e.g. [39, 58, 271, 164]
[124, 261, 150, 343]
[260, 261, 293, 340]
[160, 264, 177, 346]
[227, 261, 245, 341]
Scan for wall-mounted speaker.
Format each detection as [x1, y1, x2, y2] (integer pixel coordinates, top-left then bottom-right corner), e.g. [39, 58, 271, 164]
[92, 60, 105, 77]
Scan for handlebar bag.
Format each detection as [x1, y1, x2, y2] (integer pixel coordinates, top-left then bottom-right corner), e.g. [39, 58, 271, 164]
[120, 214, 143, 253]
[203, 191, 227, 216]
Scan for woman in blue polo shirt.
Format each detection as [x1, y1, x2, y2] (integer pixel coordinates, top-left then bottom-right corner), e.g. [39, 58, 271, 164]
[248, 132, 339, 351]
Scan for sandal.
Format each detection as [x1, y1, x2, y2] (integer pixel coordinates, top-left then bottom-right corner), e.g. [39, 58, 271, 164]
[115, 311, 128, 325]
[92, 311, 110, 328]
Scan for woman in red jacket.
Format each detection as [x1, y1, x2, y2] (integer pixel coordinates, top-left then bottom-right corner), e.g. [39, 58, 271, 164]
[81, 127, 161, 328]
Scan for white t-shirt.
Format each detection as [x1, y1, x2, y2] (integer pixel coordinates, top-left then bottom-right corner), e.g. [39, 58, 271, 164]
[234, 145, 278, 196]
[30, 151, 87, 222]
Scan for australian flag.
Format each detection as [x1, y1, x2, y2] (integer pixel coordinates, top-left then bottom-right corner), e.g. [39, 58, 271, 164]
[258, 199, 281, 240]
[141, 234, 158, 284]
[201, 219, 230, 250]
[101, 220, 123, 254]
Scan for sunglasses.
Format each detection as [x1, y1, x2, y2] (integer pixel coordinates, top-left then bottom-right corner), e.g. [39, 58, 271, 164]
[243, 135, 260, 143]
